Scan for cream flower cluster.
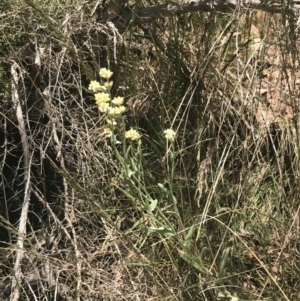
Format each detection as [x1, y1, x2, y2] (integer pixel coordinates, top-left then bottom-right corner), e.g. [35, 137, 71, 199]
[164, 129, 176, 142]
[89, 68, 126, 116]
[125, 128, 141, 141]
[89, 68, 141, 141]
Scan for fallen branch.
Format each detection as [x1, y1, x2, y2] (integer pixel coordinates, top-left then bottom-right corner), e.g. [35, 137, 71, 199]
[137, 0, 292, 19]
[112, 0, 298, 31]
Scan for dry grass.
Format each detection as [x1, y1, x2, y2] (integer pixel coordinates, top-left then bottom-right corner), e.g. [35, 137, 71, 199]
[1, 0, 300, 300]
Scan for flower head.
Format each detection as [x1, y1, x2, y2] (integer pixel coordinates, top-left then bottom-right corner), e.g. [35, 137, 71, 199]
[164, 129, 176, 142]
[97, 102, 110, 113]
[125, 128, 141, 141]
[104, 81, 113, 90]
[108, 105, 126, 117]
[112, 96, 124, 106]
[99, 68, 113, 79]
[89, 80, 112, 93]
[102, 127, 112, 138]
[107, 118, 117, 126]
[95, 92, 110, 104]
[89, 80, 102, 93]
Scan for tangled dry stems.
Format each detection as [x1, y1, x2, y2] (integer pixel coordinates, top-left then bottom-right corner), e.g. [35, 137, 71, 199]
[1, 0, 300, 300]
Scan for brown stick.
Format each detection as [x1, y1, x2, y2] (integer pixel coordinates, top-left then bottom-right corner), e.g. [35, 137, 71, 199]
[112, 0, 297, 30]
[10, 62, 32, 301]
